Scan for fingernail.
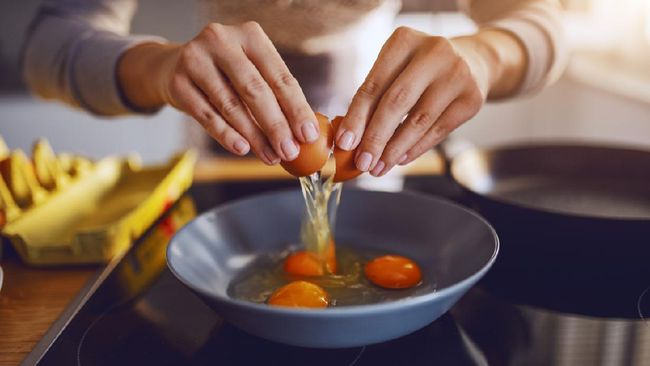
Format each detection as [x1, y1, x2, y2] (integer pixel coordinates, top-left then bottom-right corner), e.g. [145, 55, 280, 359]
[398, 154, 408, 165]
[338, 130, 355, 151]
[302, 121, 319, 143]
[233, 140, 249, 155]
[281, 139, 299, 161]
[356, 152, 373, 172]
[263, 146, 280, 165]
[371, 160, 385, 177]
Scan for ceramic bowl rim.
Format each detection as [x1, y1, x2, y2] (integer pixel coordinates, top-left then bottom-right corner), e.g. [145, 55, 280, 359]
[167, 188, 499, 316]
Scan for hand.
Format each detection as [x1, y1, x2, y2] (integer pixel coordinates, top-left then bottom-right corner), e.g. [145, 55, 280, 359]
[335, 27, 508, 176]
[119, 22, 319, 165]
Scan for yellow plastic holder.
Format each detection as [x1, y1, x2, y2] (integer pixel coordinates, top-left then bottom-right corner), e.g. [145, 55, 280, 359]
[2, 151, 196, 266]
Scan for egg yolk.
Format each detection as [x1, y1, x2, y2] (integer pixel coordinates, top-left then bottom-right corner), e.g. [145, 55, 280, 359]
[267, 281, 329, 308]
[283, 240, 337, 276]
[284, 251, 324, 276]
[364, 255, 422, 289]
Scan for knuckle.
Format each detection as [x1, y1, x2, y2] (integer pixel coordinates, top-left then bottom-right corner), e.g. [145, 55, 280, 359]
[341, 113, 366, 134]
[179, 44, 200, 66]
[384, 86, 412, 110]
[241, 75, 268, 100]
[426, 36, 452, 55]
[362, 130, 385, 148]
[206, 22, 223, 33]
[382, 144, 401, 163]
[409, 110, 435, 129]
[286, 106, 313, 128]
[357, 79, 381, 98]
[430, 122, 451, 140]
[208, 122, 229, 141]
[215, 95, 242, 119]
[429, 35, 446, 45]
[194, 108, 215, 128]
[241, 21, 263, 35]
[392, 26, 413, 42]
[269, 71, 298, 92]
[265, 120, 288, 140]
[453, 58, 470, 79]
[204, 23, 229, 43]
[432, 36, 451, 48]
[201, 110, 217, 126]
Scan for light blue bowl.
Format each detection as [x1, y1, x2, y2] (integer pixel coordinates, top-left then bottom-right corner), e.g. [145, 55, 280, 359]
[167, 189, 498, 348]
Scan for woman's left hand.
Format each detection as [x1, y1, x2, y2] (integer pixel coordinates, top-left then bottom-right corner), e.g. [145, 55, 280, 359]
[334, 26, 496, 177]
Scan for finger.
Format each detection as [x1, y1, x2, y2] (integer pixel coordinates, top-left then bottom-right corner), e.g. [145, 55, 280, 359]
[372, 61, 468, 176]
[207, 24, 299, 161]
[172, 75, 251, 156]
[336, 27, 423, 154]
[187, 55, 280, 165]
[240, 22, 319, 144]
[362, 43, 459, 176]
[400, 95, 481, 166]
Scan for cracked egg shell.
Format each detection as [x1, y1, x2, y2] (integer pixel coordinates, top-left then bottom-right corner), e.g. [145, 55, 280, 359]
[280, 113, 332, 177]
[332, 116, 363, 182]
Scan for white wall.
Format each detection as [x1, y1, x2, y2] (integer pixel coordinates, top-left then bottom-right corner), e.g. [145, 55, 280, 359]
[0, 96, 186, 163]
[454, 77, 650, 150]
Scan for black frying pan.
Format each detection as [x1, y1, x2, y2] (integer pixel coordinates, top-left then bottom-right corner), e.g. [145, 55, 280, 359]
[439, 143, 650, 315]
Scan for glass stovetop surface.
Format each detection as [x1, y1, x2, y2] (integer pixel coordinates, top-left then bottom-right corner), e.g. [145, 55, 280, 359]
[35, 180, 486, 366]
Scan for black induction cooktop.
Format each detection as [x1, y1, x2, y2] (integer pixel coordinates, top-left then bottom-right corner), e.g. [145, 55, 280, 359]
[23, 177, 650, 366]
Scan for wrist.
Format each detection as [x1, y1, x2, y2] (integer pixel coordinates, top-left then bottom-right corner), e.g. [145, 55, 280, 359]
[450, 34, 493, 100]
[118, 42, 181, 110]
[452, 29, 526, 99]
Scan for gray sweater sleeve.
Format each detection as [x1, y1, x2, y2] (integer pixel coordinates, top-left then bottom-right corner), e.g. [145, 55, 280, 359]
[22, 0, 166, 116]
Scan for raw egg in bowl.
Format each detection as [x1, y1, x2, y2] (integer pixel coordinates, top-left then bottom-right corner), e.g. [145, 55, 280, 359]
[167, 189, 498, 348]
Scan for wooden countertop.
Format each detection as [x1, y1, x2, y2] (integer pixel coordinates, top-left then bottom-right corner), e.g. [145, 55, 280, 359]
[0, 254, 95, 365]
[193, 150, 444, 182]
[0, 151, 444, 365]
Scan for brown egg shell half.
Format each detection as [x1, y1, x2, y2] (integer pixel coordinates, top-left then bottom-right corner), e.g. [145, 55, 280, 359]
[280, 113, 333, 177]
[331, 116, 363, 183]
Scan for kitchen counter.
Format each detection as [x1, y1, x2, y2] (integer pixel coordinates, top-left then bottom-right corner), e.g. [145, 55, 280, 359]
[0, 254, 95, 365]
[0, 152, 444, 365]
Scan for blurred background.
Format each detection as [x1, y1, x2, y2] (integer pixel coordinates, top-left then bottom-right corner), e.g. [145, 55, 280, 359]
[0, 0, 649, 164]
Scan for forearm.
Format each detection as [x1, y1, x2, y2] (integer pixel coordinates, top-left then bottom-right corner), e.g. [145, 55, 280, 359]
[452, 29, 527, 99]
[22, 0, 167, 116]
[117, 42, 181, 110]
[461, 0, 566, 96]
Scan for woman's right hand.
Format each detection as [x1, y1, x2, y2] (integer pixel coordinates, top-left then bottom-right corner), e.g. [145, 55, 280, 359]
[119, 22, 319, 165]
